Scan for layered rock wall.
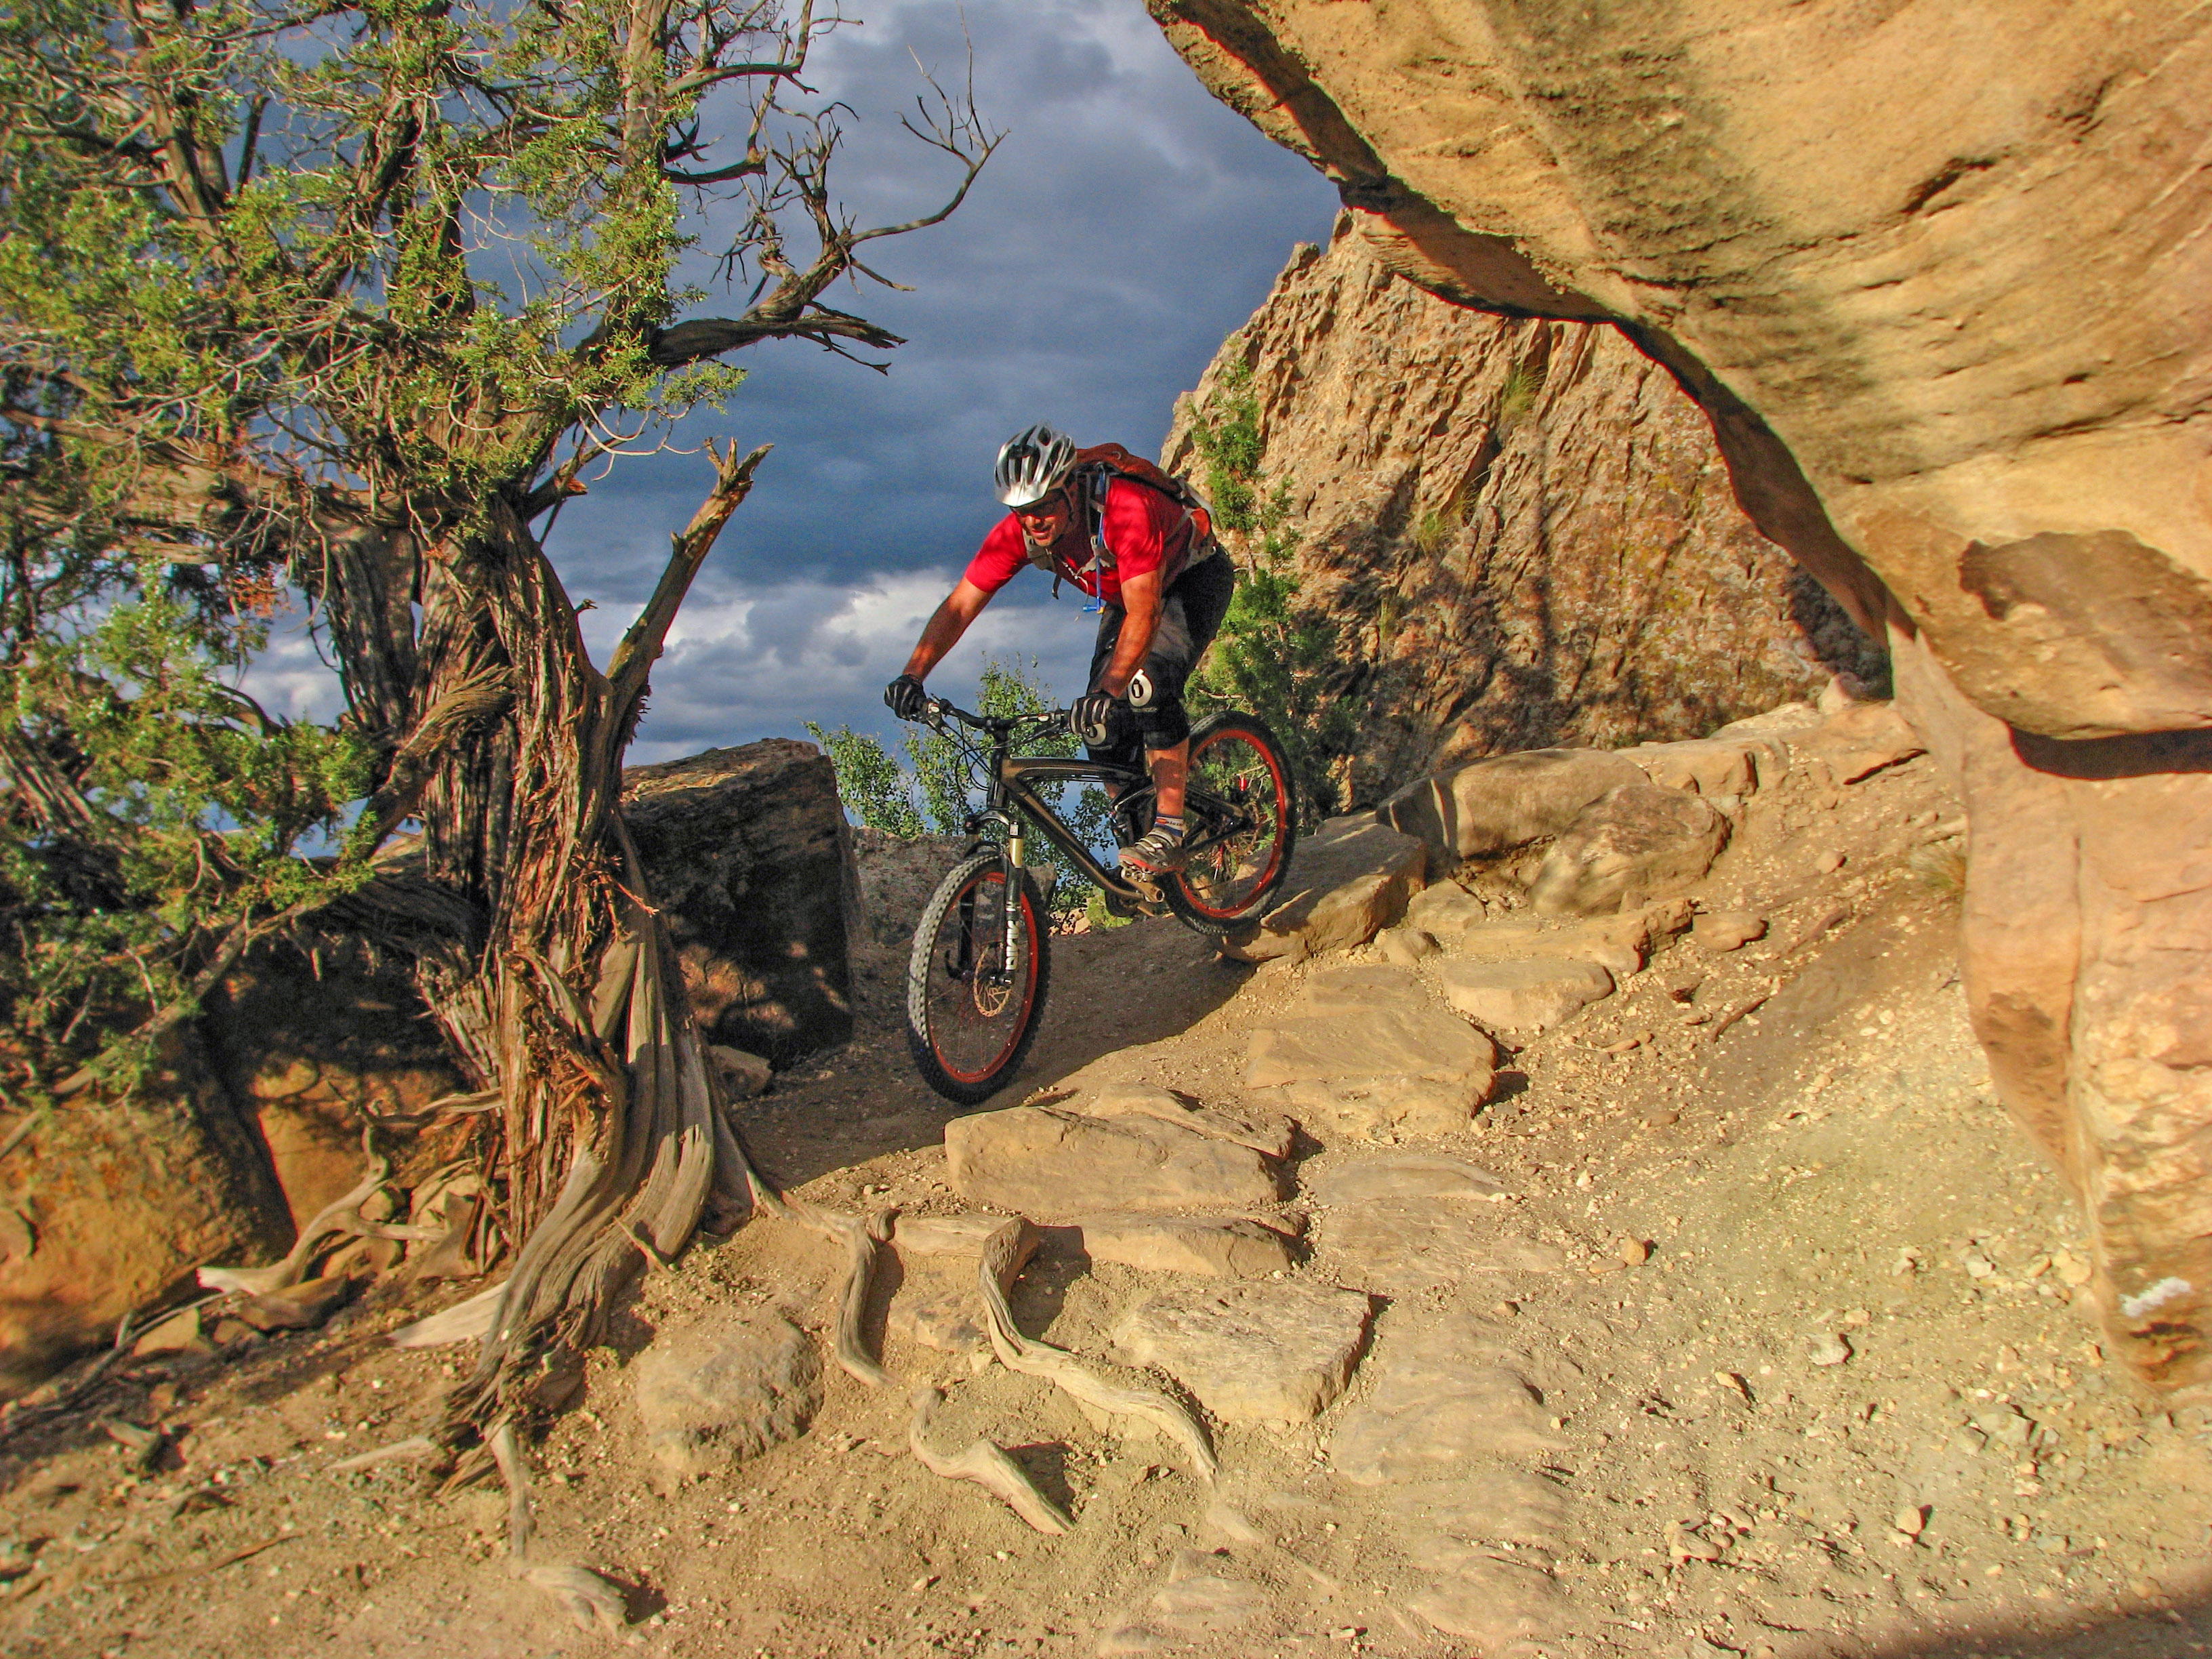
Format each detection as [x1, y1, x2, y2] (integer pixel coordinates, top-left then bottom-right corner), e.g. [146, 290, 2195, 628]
[1149, 1, 2212, 1391]
[1162, 223, 1878, 802]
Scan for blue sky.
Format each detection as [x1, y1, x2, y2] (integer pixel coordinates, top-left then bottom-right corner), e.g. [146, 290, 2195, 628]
[250, 0, 1338, 762]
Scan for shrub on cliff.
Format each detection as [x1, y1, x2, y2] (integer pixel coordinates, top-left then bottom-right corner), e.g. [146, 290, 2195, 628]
[1184, 362, 1360, 823]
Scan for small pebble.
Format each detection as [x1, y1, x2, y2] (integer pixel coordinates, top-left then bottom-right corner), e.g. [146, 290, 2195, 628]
[1893, 1504, 1928, 1537]
[1816, 850, 1846, 874]
[1618, 1237, 1653, 1265]
[1809, 1334, 1853, 1367]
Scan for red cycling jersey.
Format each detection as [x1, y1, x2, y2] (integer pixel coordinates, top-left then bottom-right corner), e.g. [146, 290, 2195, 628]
[961, 476, 1192, 607]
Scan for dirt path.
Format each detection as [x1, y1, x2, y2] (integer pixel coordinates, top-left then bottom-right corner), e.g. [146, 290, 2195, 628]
[1, 753, 2205, 1659]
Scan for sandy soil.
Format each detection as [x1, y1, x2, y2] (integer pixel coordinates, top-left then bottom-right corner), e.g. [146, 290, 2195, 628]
[1, 747, 2205, 1659]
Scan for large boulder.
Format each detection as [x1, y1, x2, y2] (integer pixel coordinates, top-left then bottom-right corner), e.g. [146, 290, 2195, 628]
[1525, 784, 1729, 916]
[1111, 1280, 1374, 1425]
[1436, 958, 1615, 1037]
[633, 1310, 821, 1488]
[1221, 813, 1426, 963]
[200, 949, 468, 1231]
[623, 738, 862, 1064]
[1159, 224, 1875, 807]
[0, 1040, 292, 1395]
[1151, 3, 2212, 1387]
[849, 825, 970, 947]
[1377, 749, 1646, 867]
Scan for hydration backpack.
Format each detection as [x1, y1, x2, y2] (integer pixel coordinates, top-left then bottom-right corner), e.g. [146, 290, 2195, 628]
[1024, 444, 1217, 596]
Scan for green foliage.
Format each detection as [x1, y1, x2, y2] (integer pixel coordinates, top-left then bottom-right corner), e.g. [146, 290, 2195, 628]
[0, 0, 993, 1097]
[806, 722, 925, 840]
[810, 657, 1113, 925]
[1185, 359, 1265, 534]
[0, 568, 370, 1099]
[1183, 367, 1359, 824]
[1497, 355, 1549, 429]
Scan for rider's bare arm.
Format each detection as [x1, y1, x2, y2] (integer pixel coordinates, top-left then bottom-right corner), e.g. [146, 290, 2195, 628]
[1098, 567, 1162, 697]
[902, 579, 994, 682]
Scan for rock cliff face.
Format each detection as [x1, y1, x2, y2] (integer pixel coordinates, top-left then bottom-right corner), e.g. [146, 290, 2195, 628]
[1162, 223, 1878, 803]
[1150, 1, 2212, 1391]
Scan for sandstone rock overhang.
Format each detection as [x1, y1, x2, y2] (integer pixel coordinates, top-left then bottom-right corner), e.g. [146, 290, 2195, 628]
[1147, 1, 2212, 1391]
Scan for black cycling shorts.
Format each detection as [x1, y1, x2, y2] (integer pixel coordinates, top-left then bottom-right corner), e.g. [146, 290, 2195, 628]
[1084, 550, 1236, 764]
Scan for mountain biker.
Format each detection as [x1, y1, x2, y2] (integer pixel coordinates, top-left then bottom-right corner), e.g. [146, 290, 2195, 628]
[883, 424, 1235, 877]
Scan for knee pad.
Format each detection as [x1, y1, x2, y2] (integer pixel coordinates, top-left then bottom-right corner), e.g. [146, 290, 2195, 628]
[1134, 698, 1191, 751]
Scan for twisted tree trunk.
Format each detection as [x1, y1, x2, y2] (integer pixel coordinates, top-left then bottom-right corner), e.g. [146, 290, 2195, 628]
[310, 444, 771, 1439]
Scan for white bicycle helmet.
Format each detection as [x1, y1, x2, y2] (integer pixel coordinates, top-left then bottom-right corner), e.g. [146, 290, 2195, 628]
[994, 424, 1078, 508]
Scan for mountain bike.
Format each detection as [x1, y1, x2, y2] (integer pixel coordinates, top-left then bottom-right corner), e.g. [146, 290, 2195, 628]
[897, 695, 1297, 1105]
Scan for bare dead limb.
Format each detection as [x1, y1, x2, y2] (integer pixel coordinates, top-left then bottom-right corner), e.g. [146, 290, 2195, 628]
[490, 1416, 639, 1639]
[605, 441, 771, 729]
[907, 1386, 1071, 1536]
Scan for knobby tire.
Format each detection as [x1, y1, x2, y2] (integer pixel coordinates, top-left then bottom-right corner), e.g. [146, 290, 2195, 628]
[1164, 711, 1298, 935]
[906, 854, 1052, 1107]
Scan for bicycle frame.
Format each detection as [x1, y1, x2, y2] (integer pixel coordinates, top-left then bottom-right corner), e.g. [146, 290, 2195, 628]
[917, 699, 1258, 912]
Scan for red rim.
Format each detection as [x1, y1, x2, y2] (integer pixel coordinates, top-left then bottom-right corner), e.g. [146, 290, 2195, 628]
[1177, 726, 1290, 920]
[930, 872, 1042, 1085]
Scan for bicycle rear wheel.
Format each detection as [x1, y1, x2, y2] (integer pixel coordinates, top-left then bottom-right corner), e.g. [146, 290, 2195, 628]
[906, 853, 1052, 1105]
[1167, 711, 1297, 933]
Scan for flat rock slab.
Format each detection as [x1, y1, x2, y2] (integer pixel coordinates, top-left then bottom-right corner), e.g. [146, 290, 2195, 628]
[1312, 1153, 1507, 1204]
[1408, 1561, 1570, 1652]
[1789, 699, 1925, 783]
[1098, 1552, 1269, 1655]
[888, 1284, 988, 1355]
[1069, 1214, 1298, 1278]
[1446, 914, 1651, 977]
[1295, 962, 1422, 1015]
[1404, 882, 1488, 938]
[1113, 1280, 1374, 1425]
[1248, 1073, 1488, 1140]
[1326, 1200, 1564, 1293]
[1528, 783, 1728, 916]
[1221, 815, 1427, 964]
[945, 1105, 1284, 1219]
[1246, 1005, 1497, 1090]
[634, 1311, 821, 1487]
[1383, 1469, 1575, 1552]
[891, 1212, 1008, 1255]
[1692, 910, 1768, 951]
[1331, 1322, 1565, 1485]
[1618, 737, 1763, 798]
[1436, 958, 1614, 1034]
[1378, 747, 1648, 863]
[1071, 1084, 1295, 1160]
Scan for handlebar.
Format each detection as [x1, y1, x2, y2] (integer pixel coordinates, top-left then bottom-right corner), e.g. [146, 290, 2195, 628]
[915, 695, 1069, 740]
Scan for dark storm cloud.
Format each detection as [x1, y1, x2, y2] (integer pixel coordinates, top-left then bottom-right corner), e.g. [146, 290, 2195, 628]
[543, 0, 1340, 762]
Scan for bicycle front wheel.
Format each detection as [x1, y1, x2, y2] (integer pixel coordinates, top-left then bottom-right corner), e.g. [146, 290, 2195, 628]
[1168, 711, 1297, 932]
[906, 853, 1052, 1106]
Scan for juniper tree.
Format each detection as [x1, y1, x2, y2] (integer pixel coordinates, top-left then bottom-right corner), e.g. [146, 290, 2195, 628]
[0, 0, 994, 1438]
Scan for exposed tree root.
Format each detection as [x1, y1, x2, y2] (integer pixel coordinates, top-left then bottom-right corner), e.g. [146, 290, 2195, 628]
[491, 1416, 638, 1639]
[975, 1219, 1216, 1483]
[327, 1437, 441, 1475]
[907, 1387, 1071, 1535]
[197, 1132, 395, 1296]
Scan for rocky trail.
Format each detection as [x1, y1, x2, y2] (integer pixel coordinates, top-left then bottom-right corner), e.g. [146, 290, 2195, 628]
[2, 701, 2205, 1659]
